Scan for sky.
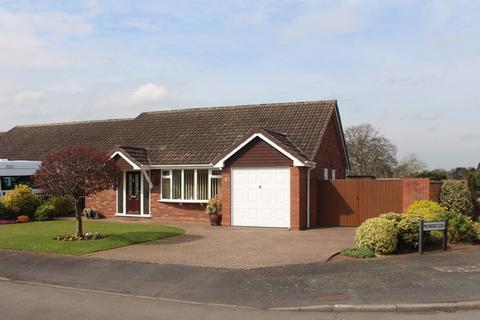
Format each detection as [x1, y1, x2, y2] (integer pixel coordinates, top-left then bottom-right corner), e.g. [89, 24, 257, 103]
[0, 0, 479, 169]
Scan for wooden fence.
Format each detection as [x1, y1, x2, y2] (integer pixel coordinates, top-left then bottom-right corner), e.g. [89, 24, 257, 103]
[317, 179, 430, 227]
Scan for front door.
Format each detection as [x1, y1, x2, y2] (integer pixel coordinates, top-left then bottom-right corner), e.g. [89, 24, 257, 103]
[126, 171, 141, 214]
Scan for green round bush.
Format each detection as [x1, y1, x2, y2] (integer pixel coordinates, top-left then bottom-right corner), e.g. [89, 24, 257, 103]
[440, 180, 474, 216]
[355, 217, 398, 255]
[2, 185, 40, 218]
[379, 212, 403, 223]
[45, 195, 75, 217]
[0, 201, 15, 220]
[34, 204, 56, 221]
[472, 222, 480, 242]
[405, 200, 447, 221]
[446, 212, 476, 244]
[397, 216, 420, 249]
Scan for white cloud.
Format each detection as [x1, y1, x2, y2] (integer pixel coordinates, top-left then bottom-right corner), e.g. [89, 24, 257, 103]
[97, 83, 172, 109]
[0, 7, 91, 68]
[130, 83, 169, 104]
[12, 90, 46, 102]
[283, 1, 367, 40]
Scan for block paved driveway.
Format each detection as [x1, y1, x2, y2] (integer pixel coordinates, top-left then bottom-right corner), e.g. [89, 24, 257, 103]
[90, 219, 355, 269]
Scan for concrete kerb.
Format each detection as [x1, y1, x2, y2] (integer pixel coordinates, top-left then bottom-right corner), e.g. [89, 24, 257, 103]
[270, 301, 480, 313]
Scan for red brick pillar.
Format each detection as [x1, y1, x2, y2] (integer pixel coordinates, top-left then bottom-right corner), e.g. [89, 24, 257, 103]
[290, 167, 307, 230]
[221, 167, 231, 226]
[401, 178, 430, 211]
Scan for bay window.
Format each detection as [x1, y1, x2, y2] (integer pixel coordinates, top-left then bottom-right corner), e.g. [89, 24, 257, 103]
[160, 169, 222, 202]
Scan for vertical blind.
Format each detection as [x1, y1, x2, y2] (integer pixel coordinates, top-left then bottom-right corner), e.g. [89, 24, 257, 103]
[161, 169, 222, 201]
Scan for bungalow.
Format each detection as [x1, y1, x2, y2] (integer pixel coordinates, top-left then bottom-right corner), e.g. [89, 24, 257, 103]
[0, 100, 349, 230]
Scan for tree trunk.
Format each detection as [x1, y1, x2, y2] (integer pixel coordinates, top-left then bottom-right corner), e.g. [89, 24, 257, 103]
[75, 199, 83, 237]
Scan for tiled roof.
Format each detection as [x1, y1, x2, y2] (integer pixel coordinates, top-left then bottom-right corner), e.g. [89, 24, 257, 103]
[0, 100, 338, 165]
[0, 119, 133, 161]
[114, 146, 150, 166]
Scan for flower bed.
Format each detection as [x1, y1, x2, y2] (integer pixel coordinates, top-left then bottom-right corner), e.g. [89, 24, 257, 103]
[53, 232, 106, 241]
[0, 220, 16, 225]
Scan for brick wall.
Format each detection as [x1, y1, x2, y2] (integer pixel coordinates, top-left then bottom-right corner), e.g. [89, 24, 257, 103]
[309, 112, 349, 227]
[401, 178, 430, 211]
[290, 166, 307, 230]
[221, 167, 231, 226]
[86, 170, 207, 221]
[85, 189, 117, 217]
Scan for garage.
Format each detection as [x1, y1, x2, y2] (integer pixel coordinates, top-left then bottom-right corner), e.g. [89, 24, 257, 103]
[231, 167, 290, 228]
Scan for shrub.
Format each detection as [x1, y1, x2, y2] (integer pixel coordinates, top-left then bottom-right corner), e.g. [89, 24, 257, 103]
[34, 204, 56, 221]
[340, 246, 375, 258]
[2, 185, 40, 218]
[45, 195, 75, 217]
[16, 215, 30, 223]
[355, 217, 398, 255]
[0, 201, 15, 220]
[446, 212, 476, 244]
[82, 208, 105, 219]
[473, 222, 480, 242]
[206, 196, 222, 215]
[440, 180, 474, 216]
[379, 212, 403, 223]
[405, 200, 447, 221]
[397, 216, 420, 248]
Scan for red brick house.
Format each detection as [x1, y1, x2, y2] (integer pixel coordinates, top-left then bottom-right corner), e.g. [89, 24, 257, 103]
[0, 100, 349, 230]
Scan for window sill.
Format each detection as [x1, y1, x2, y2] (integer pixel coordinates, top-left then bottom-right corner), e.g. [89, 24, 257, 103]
[159, 199, 208, 204]
[115, 213, 152, 218]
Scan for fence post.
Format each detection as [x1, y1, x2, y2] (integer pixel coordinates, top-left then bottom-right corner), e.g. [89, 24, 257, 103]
[419, 219, 424, 254]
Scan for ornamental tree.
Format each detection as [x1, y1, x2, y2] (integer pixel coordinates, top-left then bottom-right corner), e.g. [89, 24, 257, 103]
[34, 147, 119, 236]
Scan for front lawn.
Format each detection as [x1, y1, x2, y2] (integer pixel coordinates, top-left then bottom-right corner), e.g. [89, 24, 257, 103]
[0, 220, 184, 255]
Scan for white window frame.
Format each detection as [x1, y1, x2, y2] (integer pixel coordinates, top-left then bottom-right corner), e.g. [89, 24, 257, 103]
[116, 170, 151, 217]
[160, 169, 222, 203]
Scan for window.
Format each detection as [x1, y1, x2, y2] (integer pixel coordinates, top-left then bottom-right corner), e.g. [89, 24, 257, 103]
[172, 170, 182, 199]
[160, 169, 222, 202]
[184, 170, 194, 200]
[197, 170, 208, 200]
[331, 169, 336, 180]
[211, 170, 222, 197]
[323, 168, 329, 180]
[117, 173, 124, 213]
[0, 176, 34, 191]
[161, 170, 171, 199]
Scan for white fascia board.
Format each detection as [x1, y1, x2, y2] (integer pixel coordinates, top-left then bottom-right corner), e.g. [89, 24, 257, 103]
[110, 151, 141, 170]
[213, 133, 308, 168]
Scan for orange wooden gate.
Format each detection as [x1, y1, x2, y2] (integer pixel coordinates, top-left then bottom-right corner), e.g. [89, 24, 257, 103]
[317, 179, 404, 226]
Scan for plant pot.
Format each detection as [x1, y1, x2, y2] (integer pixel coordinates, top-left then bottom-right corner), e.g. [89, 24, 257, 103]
[208, 213, 222, 226]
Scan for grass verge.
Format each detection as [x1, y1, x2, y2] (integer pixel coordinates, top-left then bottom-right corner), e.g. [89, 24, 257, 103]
[0, 220, 184, 255]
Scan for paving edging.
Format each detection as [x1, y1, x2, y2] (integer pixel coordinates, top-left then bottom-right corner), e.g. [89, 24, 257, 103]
[270, 301, 480, 313]
[1, 276, 479, 313]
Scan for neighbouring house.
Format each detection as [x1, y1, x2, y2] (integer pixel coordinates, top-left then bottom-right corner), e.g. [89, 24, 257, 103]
[0, 100, 349, 230]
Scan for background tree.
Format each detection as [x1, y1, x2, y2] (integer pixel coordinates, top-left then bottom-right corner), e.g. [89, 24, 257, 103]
[345, 124, 398, 177]
[413, 169, 448, 181]
[393, 153, 426, 178]
[34, 147, 119, 236]
[448, 167, 476, 180]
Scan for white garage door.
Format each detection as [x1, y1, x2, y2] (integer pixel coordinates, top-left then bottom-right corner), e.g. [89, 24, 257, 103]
[231, 167, 290, 228]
